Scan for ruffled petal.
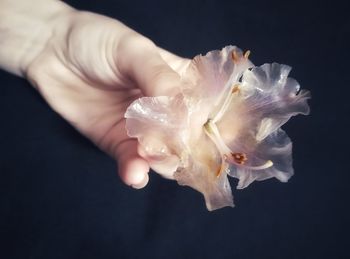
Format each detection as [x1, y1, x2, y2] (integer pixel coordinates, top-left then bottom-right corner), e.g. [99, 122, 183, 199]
[125, 94, 234, 210]
[219, 63, 310, 188]
[175, 160, 234, 211]
[228, 129, 293, 189]
[125, 95, 188, 177]
[183, 46, 253, 106]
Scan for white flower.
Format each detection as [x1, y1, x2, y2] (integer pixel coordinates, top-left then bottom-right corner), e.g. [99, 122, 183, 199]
[125, 46, 310, 211]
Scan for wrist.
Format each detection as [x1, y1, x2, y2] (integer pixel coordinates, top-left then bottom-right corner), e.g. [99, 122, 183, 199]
[0, 0, 75, 77]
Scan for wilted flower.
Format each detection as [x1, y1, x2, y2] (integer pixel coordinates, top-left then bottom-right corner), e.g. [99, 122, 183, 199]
[125, 46, 310, 211]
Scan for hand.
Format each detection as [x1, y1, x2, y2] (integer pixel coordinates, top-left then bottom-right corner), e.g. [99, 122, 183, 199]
[25, 10, 189, 188]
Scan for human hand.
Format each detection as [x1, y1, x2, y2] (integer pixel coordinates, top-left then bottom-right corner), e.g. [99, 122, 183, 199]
[23, 9, 189, 188]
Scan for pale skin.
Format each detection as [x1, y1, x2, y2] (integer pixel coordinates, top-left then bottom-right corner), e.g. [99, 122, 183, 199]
[0, 0, 190, 188]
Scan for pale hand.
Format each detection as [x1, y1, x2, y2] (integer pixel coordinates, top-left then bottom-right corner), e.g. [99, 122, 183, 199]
[0, 2, 189, 188]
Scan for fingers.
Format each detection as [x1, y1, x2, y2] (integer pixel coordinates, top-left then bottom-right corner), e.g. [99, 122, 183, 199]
[115, 139, 150, 189]
[98, 117, 150, 189]
[157, 47, 191, 75]
[130, 51, 182, 96]
[117, 36, 183, 96]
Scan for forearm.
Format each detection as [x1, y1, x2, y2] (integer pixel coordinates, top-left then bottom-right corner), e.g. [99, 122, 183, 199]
[0, 0, 74, 77]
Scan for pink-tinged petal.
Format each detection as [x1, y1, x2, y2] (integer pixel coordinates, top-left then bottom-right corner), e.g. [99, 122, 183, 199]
[175, 160, 234, 211]
[219, 63, 310, 188]
[228, 129, 293, 189]
[125, 95, 188, 177]
[183, 46, 253, 105]
[125, 94, 233, 210]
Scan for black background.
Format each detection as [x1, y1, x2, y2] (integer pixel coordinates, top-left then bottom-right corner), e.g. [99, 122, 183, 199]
[0, 0, 349, 258]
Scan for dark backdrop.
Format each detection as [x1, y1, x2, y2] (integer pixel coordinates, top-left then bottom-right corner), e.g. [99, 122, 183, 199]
[0, 0, 349, 258]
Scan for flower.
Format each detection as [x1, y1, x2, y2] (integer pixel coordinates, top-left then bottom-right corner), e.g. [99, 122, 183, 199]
[125, 46, 310, 211]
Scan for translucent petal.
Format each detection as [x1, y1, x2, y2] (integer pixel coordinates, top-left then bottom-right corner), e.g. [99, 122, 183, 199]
[125, 94, 233, 210]
[219, 63, 310, 188]
[175, 156, 234, 211]
[228, 129, 293, 189]
[125, 95, 188, 177]
[124, 46, 310, 211]
[183, 46, 253, 107]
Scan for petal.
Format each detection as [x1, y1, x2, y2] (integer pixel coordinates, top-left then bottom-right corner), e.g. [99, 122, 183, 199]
[219, 63, 310, 188]
[228, 129, 293, 189]
[241, 63, 310, 118]
[125, 92, 235, 210]
[125, 95, 188, 177]
[175, 158, 234, 211]
[241, 63, 310, 142]
[183, 46, 254, 106]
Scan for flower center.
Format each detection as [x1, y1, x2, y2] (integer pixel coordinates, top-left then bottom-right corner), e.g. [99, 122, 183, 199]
[231, 153, 247, 164]
[203, 81, 273, 177]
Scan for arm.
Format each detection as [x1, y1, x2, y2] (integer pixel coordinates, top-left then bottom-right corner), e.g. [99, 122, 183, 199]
[0, 0, 189, 188]
[0, 0, 74, 76]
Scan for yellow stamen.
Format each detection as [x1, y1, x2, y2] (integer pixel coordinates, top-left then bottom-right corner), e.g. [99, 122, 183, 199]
[231, 152, 247, 165]
[231, 50, 239, 62]
[216, 164, 224, 177]
[242, 160, 274, 170]
[229, 152, 273, 169]
[203, 119, 213, 134]
[231, 85, 240, 94]
[244, 50, 251, 59]
[204, 120, 274, 174]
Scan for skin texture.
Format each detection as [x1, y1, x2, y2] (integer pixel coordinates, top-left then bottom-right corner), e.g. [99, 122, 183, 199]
[0, 0, 190, 188]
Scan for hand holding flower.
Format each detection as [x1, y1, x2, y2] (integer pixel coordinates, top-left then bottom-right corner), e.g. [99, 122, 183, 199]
[126, 46, 310, 210]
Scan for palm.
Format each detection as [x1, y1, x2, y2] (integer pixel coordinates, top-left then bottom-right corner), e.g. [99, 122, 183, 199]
[28, 46, 133, 155]
[26, 11, 189, 186]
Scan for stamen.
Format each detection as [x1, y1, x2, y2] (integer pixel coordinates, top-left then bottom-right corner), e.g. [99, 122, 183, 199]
[240, 160, 274, 170]
[232, 49, 251, 62]
[216, 163, 224, 177]
[231, 85, 240, 94]
[230, 152, 272, 169]
[231, 152, 247, 165]
[244, 50, 251, 59]
[204, 120, 274, 172]
[203, 119, 213, 134]
[231, 50, 239, 62]
[212, 84, 240, 123]
[204, 120, 232, 155]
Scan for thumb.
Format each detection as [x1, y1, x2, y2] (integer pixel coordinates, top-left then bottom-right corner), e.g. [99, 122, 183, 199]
[118, 38, 182, 96]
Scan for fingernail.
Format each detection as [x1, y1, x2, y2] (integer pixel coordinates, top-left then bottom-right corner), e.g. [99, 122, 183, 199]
[131, 173, 149, 189]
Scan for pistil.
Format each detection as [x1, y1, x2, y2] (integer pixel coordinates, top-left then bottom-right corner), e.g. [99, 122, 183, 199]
[212, 84, 240, 123]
